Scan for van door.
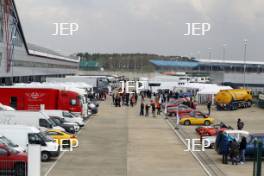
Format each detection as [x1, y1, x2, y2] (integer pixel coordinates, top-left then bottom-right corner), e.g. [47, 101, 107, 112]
[10, 97, 17, 110]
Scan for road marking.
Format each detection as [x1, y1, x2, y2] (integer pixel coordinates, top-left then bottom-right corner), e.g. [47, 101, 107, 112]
[166, 119, 212, 176]
[44, 115, 93, 176]
[43, 151, 66, 176]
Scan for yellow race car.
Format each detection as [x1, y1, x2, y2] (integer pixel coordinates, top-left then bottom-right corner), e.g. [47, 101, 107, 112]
[180, 111, 214, 126]
[45, 129, 79, 147]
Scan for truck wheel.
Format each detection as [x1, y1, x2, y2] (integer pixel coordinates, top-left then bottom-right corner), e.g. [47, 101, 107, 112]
[184, 120, 191, 126]
[14, 163, 26, 176]
[204, 120, 210, 126]
[41, 151, 50, 162]
[247, 101, 252, 107]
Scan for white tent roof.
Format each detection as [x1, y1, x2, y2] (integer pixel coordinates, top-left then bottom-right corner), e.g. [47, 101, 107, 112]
[174, 83, 232, 95]
[197, 86, 232, 95]
[13, 82, 92, 95]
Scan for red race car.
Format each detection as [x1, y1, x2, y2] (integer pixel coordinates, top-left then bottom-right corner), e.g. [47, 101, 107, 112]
[195, 122, 233, 136]
[164, 98, 196, 109]
[166, 104, 193, 116]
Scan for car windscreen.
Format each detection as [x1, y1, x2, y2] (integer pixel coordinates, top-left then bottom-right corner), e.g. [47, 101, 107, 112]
[47, 119, 56, 127]
[50, 118, 61, 126]
[0, 136, 17, 148]
[63, 111, 74, 118]
[39, 132, 54, 142]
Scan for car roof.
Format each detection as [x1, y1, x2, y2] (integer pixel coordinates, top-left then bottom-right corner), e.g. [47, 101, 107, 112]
[224, 130, 249, 134]
[47, 129, 62, 133]
[250, 133, 264, 137]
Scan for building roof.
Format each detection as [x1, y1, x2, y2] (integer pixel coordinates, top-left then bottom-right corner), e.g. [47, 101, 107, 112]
[27, 43, 79, 63]
[197, 59, 264, 66]
[150, 60, 199, 68]
[150, 58, 264, 69]
[12, 0, 79, 63]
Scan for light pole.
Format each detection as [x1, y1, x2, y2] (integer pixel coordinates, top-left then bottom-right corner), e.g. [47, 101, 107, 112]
[223, 44, 227, 71]
[243, 39, 247, 88]
[197, 51, 201, 58]
[197, 51, 201, 72]
[208, 48, 212, 71]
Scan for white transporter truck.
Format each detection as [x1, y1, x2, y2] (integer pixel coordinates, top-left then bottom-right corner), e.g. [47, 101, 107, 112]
[0, 125, 59, 161]
[0, 111, 65, 131]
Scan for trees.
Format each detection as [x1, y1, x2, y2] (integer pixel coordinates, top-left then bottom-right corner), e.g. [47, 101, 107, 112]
[77, 53, 189, 72]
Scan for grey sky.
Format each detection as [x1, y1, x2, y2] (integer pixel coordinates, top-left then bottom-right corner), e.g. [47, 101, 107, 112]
[15, 0, 264, 61]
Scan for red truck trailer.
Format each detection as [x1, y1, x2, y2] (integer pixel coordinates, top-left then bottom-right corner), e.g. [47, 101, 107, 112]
[0, 88, 82, 113]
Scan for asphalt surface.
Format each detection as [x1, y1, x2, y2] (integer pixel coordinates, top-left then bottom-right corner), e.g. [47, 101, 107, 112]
[44, 98, 206, 176]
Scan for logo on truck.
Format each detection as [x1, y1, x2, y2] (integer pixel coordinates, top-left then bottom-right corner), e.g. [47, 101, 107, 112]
[25, 92, 45, 100]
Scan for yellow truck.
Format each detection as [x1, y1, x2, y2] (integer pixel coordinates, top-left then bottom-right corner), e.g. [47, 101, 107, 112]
[215, 89, 252, 110]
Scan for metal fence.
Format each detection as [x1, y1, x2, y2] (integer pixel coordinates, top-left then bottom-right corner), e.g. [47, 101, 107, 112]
[0, 160, 27, 176]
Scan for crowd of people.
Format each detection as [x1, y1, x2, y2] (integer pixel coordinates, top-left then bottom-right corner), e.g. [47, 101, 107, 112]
[139, 97, 161, 117]
[112, 89, 138, 107]
[111, 87, 249, 166]
[222, 118, 246, 165]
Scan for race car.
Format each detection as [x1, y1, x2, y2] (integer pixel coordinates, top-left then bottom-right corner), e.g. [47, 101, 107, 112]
[45, 129, 79, 147]
[196, 122, 233, 136]
[163, 97, 195, 109]
[180, 111, 214, 126]
[166, 104, 194, 116]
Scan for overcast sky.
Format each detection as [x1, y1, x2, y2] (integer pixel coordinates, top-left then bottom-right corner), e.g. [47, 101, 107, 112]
[15, 0, 264, 61]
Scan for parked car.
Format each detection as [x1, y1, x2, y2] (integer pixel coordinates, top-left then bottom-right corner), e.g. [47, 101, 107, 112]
[166, 104, 193, 116]
[88, 101, 98, 114]
[163, 98, 196, 109]
[245, 133, 264, 157]
[180, 111, 214, 126]
[0, 111, 65, 131]
[45, 129, 78, 147]
[45, 110, 84, 127]
[0, 103, 15, 111]
[49, 116, 79, 134]
[0, 125, 60, 161]
[0, 144, 27, 176]
[0, 135, 25, 153]
[196, 122, 233, 136]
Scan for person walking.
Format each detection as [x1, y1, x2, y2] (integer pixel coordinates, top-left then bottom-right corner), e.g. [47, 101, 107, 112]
[112, 93, 115, 105]
[222, 140, 230, 164]
[239, 136, 247, 164]
[135, 93, 138, 104]
[145, 103, 150, 117]
[156, 102, 161, 115]
[207, 101, 212, 115]
[126, 93, 129, 106]
[130, 95, 135, 107]
[140, 102, 144, 116]
[230, 139, 240, 165]
[237, 118, 244, 130]
[151, 101, 156, 117]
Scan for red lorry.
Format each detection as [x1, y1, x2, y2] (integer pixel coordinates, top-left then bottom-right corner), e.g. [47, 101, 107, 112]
[0, 88, 82, 113]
